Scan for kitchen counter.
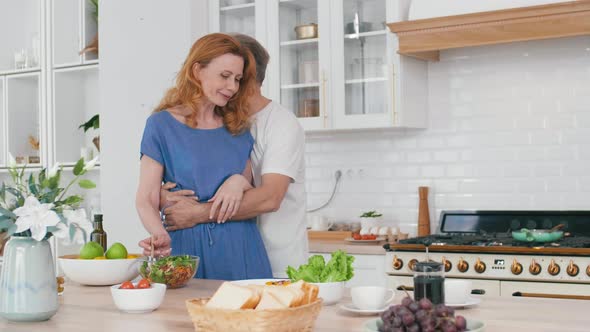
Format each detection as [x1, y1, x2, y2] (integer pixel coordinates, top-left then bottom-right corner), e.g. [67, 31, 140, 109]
[309, 239, 386, 255]
[1, 279, 589, 331]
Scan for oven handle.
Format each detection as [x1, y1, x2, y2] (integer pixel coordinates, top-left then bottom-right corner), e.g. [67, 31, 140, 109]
[396, 286, 485, 296]
[512, 292, 590, 300]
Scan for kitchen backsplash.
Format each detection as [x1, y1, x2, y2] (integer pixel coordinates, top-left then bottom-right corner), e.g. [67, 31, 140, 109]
[305, 36, 590, 236]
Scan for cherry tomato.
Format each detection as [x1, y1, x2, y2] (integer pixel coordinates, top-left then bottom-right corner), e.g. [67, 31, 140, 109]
[353, 233, 362, 240]
[119, 281, 135, 289]
[367, 234, 377, 240]
[136, 278, 151, 289]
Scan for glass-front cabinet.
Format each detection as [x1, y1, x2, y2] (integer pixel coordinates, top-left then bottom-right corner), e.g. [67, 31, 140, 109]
[209, 0, 426, 131]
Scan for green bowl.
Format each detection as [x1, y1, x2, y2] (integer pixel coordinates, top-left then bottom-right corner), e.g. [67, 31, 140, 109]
[363, 317, 485, 332]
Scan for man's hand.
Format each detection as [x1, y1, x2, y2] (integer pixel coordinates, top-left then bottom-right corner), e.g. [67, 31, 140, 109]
[163, 196, 210, 231]
[138, 233, 172, 257]
[159, 182, 197, 211]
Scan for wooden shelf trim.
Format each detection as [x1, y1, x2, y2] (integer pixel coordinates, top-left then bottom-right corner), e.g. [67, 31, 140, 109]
[387, 0, 590, 61]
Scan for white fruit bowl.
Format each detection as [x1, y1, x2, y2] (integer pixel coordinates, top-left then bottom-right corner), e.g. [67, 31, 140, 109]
[59, 254, 141, 286]
[110, 283, 166, 313]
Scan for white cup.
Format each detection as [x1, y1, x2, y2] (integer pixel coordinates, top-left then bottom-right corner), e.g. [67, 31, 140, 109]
[351, 286, 395, 310]
[310, 216, 333, 231]
[444, 279, 472, 305]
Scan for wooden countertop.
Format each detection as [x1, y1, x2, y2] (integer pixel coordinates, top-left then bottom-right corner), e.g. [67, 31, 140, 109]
[309, 239, 387, 255]
[2, 279, 589, 331]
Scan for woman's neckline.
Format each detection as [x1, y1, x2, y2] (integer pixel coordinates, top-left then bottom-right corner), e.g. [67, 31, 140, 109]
[163, 110, 224, 131]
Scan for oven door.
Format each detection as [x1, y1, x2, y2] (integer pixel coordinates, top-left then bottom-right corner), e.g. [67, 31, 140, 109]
[501, 281, 590, 300]
[386, 275, 500, 297]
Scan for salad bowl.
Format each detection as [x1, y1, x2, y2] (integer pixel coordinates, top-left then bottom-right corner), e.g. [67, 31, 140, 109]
[139, 255, 199, 288]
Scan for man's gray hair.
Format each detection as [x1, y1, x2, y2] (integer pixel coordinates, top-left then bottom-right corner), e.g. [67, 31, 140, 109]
[230, 33, 269, 84]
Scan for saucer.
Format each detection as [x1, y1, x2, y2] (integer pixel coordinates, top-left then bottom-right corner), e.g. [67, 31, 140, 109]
[446, 296, 482, 308]
[339, 302, 389, 315]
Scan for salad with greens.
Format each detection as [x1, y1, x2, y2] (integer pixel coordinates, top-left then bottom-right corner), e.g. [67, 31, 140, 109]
[286, 250, 354, 283]
[139, 255, 198, 288]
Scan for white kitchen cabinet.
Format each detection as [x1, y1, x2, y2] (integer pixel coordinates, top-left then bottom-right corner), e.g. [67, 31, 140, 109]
[0, 0, 100, 169]
[310, 252, 387, 287]
[209, 0, 427, 131]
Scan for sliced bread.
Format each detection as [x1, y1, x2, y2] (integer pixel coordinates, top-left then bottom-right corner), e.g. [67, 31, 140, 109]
[205, 282, 260, 310]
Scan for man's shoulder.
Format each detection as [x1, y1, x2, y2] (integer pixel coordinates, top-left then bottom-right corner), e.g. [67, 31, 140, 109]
[259, 101, 302, 131]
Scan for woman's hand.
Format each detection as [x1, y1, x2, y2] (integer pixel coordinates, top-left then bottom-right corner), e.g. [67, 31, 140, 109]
[138, 233, 172, 257]
[209, 174, 253, 223]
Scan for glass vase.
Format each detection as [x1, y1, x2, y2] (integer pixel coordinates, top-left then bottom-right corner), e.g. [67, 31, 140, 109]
[0, 236, 58, 321]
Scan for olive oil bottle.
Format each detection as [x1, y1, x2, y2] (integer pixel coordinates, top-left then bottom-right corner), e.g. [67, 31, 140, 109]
[90, 214, 108, 252]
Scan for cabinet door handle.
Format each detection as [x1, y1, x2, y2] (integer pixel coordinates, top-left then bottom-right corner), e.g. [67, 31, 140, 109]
[391, 66, 397, 126]
[512, 292, 590, 300]
[321, 70, 328, 128]
[396, 285, 414, 291]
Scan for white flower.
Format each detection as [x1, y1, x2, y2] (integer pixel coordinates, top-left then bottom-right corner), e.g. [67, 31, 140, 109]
[8, 153, 16, 168]
[53, 209, 93, 245]
[83, 156, 99, 171]
[13, 196, 60, 241]
[46, 162, 60, 178]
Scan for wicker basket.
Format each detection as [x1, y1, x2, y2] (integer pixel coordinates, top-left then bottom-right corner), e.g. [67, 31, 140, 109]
[186, 297, 323, 332]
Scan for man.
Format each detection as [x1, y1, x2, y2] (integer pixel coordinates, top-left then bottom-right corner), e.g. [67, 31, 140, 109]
[141, 34, 308, 278]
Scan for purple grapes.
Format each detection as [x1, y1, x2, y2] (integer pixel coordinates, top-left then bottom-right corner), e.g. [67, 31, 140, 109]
[378, 296, 469, 332]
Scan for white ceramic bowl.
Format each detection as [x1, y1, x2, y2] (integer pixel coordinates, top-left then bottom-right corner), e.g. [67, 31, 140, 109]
[311, 281, 345, 305]
[110, 283, 166, 313]
[59, 254, 141, 286]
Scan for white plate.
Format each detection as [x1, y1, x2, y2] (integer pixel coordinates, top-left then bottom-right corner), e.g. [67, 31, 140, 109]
[230, 278, 289, 286]
[363, 317, 485, 332]
[446, 296, 482, 308]
[339, 302, 388, 315]
[344, 236, 386, 244]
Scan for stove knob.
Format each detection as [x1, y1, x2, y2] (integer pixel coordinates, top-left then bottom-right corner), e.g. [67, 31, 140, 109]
[442, 257, 452, 272]
[392, 255, 404, 270]
[511, 259, 523, 275]
[529, 259, 541, 275]
[586, 265, 590, 277]
[566, 260, 579, 277]
[457, 258, 469, 273]
[408, 259, 418, 272]
[548, 259, 560, 276]
[474, 258, 486, 274]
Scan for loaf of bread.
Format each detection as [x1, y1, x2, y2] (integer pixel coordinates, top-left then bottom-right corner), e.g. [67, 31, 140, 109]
[206, 280, 319, 310]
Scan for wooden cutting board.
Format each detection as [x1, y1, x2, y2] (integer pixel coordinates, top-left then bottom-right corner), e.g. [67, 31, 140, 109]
[307, 230, 353, 241]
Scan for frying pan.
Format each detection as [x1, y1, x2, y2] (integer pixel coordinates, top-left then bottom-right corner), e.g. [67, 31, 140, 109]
[511, 224, 564, 242]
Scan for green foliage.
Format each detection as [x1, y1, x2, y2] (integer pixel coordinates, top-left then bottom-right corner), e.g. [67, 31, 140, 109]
[78, 114, 99, 133]
[360, 210, 382, 218]
[286, 250, 354, 283]
[89, 0, 99, 23]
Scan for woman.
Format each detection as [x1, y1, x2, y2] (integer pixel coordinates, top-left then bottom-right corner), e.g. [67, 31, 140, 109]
[135, 33, 272, 280]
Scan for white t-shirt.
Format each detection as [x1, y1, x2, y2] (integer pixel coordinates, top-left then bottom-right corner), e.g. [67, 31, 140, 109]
[250, 101, 308, 278]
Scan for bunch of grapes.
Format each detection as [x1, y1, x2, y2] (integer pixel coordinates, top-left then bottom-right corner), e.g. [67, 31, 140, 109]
[379, 297, 467, 332]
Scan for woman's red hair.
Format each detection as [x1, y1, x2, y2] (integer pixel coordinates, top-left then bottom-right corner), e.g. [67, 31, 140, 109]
[154, 33, 255, 134]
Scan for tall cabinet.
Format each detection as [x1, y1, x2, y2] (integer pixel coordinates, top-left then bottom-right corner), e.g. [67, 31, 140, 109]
[209, 0, 427, 131]
[0, 0, 101, 258]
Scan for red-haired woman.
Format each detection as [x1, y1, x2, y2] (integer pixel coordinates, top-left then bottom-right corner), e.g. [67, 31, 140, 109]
[136, 33, 272, 280]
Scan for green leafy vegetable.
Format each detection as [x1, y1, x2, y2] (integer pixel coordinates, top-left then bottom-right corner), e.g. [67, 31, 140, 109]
[286, 250, 354, 283]
[360, 210, 382, 218]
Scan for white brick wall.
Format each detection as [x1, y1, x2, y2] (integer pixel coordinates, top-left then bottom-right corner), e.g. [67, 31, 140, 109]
[305, 36, 590, 236]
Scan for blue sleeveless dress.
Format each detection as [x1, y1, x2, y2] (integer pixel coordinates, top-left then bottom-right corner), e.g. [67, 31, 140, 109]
[140, 111, 272, 280]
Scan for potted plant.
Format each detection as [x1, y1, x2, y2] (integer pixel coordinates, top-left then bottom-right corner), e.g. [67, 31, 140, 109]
[359, 210, 383, 230]
[79, 114, 100, 152]
[80, 0, 99, 56]
[0, 154, 97, 321]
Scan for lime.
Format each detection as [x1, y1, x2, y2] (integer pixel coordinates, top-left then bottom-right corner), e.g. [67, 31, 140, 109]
[105, 242, 128, 259]
[79, 242, 104, 259]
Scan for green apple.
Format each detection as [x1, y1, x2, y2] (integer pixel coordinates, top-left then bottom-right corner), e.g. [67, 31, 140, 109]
[106, 242, 128, 259]
[79, 241, 104, 259]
